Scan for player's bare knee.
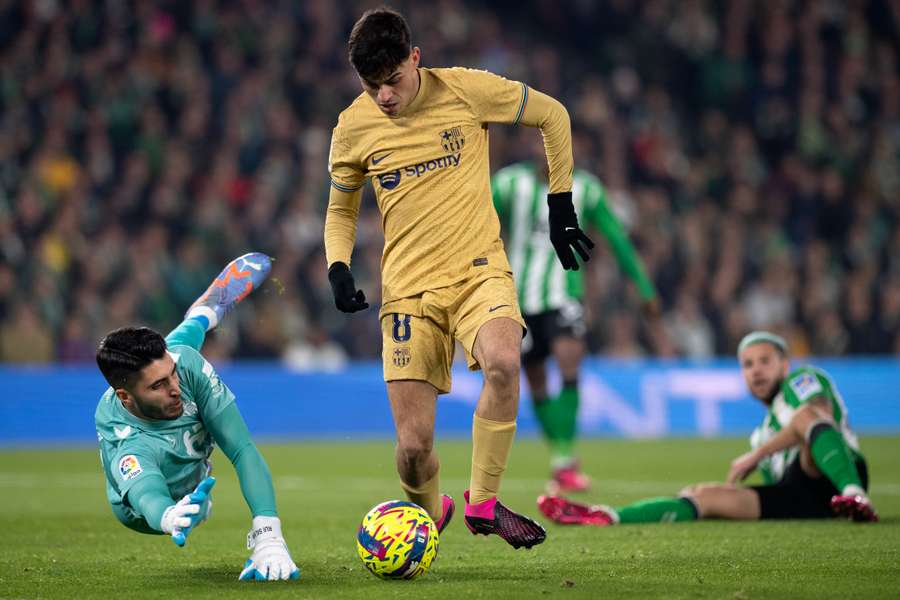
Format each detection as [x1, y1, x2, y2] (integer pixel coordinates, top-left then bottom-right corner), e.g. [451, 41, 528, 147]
[396, 438, 433, 471]
[482, 352, 520, 391]
[679, 484, 699, 496]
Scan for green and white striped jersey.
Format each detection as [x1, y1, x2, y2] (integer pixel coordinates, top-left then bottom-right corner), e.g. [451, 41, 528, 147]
[492, 162, 656, 315]
[750, 365, 862, 484]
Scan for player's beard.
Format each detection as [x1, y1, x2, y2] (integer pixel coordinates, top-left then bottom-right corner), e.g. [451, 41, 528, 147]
[759, 378, 783, 405]
[137, 396, 184, 420]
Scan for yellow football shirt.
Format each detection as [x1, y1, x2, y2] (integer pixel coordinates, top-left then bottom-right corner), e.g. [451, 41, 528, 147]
[326, 67, 572, 311]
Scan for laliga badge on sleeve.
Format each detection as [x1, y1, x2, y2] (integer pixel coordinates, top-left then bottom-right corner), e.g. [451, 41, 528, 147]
[119, 455, 143, 481]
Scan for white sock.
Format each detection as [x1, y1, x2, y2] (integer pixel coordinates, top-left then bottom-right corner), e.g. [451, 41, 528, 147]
[186, 306, 219, 331]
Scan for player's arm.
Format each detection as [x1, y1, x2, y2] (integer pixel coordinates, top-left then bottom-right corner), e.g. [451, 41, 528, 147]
[518, 89, 594, 271]
[324, 121, 368, 314]
[587, 183, 657, 305]
[727, 395, 834, 484]
[325, 186, 369, 313]
[114, 450, 214, 546]
[186, 350, 299, 581]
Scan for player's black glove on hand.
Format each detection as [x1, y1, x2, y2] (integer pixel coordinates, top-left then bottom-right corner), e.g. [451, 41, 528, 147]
[328, 262, 369, 313]
[548, 191, 594, 270]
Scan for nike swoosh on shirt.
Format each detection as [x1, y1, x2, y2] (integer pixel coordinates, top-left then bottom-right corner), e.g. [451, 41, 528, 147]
[372, 153, 392, 165]
[488, 305, 511, 312]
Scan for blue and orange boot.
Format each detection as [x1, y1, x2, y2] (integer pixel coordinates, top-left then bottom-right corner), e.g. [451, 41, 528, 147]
[186, 253, 273, 330]
[463, 490, 546, 549]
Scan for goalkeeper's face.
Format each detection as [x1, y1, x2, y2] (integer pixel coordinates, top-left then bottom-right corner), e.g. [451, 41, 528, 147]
[119, 353, 184, 421]
[739, 342, 789, 404]
[359, 47, 421, 116]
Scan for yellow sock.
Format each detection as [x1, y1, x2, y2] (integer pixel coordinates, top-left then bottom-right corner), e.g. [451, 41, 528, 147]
[399, 468, 442, 521]
[469, 414, 517, 504]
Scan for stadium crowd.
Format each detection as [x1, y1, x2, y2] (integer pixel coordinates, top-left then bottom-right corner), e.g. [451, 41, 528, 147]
[1, 0, 898, 365]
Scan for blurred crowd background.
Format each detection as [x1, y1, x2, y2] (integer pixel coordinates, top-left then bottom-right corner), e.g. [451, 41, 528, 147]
[1, 0, 898, 366]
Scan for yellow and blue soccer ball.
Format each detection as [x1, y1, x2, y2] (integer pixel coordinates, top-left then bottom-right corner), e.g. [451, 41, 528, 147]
[356, 500, 439, 580]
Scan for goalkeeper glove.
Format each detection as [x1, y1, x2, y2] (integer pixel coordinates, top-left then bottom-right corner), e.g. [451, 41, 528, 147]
[239, 516, 301, 581]
[548, 191, 594, 270]
[328, 262, 369, 313]
[160, 476, 216, 547]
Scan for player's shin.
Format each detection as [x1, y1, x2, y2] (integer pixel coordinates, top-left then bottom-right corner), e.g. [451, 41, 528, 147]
[551, 381, 579, 466]
[400, 466, 442, 522]
[808, 422, 865, 496]
[469, 415, 517, 504]
[615, 497, 698, 524]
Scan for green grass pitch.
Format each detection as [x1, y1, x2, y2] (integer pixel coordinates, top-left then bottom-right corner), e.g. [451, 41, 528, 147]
[1, 436, 898, 599]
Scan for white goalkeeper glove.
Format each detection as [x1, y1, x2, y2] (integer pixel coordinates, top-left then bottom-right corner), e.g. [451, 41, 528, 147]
[239, 516, 300, 581]
[160, 476, 216, 547]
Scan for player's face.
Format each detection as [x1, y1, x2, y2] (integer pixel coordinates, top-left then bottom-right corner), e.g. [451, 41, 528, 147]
[120, 354, 183, 421]
[739, 342, 790, 404]
[359, 47, 421, 116]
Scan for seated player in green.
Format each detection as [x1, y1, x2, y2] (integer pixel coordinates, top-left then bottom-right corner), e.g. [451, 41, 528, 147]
[538, 331, 878, 524]
[94, 253, 301, 580]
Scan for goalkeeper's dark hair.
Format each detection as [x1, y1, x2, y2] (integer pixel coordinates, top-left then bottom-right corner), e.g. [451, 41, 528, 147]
[348, 7, 411, 81]
[96, 327, 167, 389]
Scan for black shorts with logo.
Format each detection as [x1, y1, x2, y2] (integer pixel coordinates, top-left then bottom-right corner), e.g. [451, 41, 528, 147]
[750, 458, 869, 519]
[521, 301, 587, 365]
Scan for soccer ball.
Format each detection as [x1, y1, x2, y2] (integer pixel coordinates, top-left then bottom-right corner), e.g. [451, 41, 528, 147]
[356, 500, 439, 580]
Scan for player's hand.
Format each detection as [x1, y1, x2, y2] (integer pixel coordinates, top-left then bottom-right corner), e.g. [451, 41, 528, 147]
[328, 262, 369, 313]
[239, 516, 301, 581]
[160, 476, 216, 547]
[726, 451, 760, 484]
[548, 192, 594, 270]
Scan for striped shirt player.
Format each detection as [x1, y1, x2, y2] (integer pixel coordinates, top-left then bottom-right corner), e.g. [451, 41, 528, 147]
[491, 162, 657, 491]
[492, 163, 656, 317]
[751, 365, 863, 485]
[537, 331, 877, 526]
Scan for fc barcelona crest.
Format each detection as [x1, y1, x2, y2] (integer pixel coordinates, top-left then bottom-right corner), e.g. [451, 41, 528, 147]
[439, 127, 465, 152]
[393, 347, 411, 368]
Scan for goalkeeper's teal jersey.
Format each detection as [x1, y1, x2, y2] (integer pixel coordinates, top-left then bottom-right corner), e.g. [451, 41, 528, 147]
[750, 365, 862, 484]
[95, 344, 236, 509]
[491, 163, 656, 315]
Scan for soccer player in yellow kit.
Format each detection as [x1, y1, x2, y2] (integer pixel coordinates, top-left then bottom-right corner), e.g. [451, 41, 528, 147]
[324, 7, 593, 549]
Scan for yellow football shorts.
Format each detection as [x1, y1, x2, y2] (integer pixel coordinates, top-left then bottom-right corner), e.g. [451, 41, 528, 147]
[381, 273, 525, 394]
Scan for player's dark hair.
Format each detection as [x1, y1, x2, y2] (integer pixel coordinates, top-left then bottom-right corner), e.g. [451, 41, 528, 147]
[96, 327, 167, 389]
[348, 7, 411, 81]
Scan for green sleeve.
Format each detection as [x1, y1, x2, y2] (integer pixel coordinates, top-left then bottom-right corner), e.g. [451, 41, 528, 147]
[206, 402, 278, 518]
[781, 367, 832, 409]
[125, 474, 175, 532]
[491, 171, 511, 225]
[164, 319, 207, 352]
[586, 182, 656, 301]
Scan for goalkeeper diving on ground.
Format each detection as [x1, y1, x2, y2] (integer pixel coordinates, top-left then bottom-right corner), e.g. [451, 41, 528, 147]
[94, 253, 300, 581]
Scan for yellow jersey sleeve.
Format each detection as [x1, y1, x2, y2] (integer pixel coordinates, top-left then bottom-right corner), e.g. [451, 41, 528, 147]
[328, 117, 365, 193]
[324, 186, 362, 267]
[441, 68, 529, 125]
[518, 88, 573, 193]
[325, 112, 365, 266]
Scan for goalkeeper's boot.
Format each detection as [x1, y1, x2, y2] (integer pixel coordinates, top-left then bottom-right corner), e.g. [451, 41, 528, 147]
[463, 490, 546, 549]
[551, 460, 591, 493]
[186, 252, 273, 329]
[537, 494, 617, 526]
[831, 493, 878, 522]
[434, 494, 455, 534]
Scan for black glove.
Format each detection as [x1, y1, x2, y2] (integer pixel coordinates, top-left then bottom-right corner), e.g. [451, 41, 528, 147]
[548, 191, 594, 270]
[328, 262, 369, 313]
